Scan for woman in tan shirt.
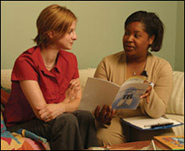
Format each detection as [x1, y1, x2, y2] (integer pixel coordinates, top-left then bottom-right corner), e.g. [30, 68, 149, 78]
[94, 10, 174, 146]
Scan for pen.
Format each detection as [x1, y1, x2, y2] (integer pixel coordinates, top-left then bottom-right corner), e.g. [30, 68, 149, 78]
[144, 122, 174, 128]
[141, 70, 154, 87]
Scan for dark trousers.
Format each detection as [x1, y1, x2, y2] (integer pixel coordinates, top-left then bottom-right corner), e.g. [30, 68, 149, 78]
[7, 110, 99, 150]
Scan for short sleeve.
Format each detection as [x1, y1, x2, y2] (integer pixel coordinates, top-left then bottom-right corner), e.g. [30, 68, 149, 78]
[12, 59, 38, 81]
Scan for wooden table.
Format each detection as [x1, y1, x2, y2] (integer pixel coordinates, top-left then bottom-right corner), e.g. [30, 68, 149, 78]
[105, 140, 170, 150]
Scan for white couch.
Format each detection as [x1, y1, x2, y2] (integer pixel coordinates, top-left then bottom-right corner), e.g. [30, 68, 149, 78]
[1, 68, 184, 136]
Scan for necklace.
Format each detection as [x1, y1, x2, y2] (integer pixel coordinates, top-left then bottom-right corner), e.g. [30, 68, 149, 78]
[45, 64, 55, 69]
[128, 61, 146, 76]
[44, 60, 56, 69]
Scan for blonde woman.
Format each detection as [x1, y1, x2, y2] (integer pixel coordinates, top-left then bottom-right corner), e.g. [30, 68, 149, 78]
[4, 4, 99, 150]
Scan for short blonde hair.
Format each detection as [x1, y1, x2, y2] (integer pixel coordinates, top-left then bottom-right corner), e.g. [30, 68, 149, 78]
[34, 4, 77, 48]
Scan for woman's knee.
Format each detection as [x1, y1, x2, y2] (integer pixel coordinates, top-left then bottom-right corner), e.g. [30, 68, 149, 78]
[73, 110, 94, 121]
[96, 117, 125, 146]
[53, 113, 79, 130]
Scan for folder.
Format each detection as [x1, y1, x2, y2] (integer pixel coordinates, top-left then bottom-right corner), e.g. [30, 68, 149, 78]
[79, 77, 148, 111]
[121, 116, 183, 131]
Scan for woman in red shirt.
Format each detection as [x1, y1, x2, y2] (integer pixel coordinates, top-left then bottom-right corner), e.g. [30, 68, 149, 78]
[4, 4, 99, 150]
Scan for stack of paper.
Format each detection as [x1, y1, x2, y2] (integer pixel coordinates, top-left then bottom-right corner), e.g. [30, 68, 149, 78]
[122, 116, 183, 130]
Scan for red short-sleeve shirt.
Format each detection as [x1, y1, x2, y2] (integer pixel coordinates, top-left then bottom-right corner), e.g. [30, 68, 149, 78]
[4, 46, 79, 127]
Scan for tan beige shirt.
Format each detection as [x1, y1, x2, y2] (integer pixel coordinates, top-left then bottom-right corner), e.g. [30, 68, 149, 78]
[94, 51, 173, 118]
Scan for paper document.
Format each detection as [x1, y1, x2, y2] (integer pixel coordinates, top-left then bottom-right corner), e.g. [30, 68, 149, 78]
[79, 77, 149, 111]
[122, 116, 183, 130]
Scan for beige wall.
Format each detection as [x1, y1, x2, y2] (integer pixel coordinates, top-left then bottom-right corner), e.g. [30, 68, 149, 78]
[175, 1, 184, 71]
[1, 1, 184, 71]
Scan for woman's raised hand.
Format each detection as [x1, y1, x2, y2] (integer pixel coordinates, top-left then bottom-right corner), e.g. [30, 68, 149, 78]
[140, 80, 153, 103]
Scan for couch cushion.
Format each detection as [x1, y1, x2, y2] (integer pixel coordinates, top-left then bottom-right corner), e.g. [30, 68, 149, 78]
[1, 110, 6, 133]
[1, 131, 49, 150]
[79, 68, 96, 92]
[1, 69, 12, 89]
[1, 86, 11, 133]
[1, 86, 11, 105]
[166, 71, 184, 115]
[165, 113, 184, 136]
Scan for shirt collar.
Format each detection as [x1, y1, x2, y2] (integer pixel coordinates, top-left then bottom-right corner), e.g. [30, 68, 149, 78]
[31, 46, 57, 77]
[54, 50, 64, 73]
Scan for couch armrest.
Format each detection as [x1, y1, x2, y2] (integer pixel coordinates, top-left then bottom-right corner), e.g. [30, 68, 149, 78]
[166, 71, 184, 115]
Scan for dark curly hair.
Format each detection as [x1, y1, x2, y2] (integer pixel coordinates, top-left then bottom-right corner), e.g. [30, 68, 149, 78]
[125, 11, 164, 52]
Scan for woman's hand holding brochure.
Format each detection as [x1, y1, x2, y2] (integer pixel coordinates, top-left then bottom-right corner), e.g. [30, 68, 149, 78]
[94, 105, 115, 125]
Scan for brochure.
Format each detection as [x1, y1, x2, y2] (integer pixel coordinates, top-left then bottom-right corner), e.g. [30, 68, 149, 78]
[154, 136, 184, 150]
[79, 76, 149, 111]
